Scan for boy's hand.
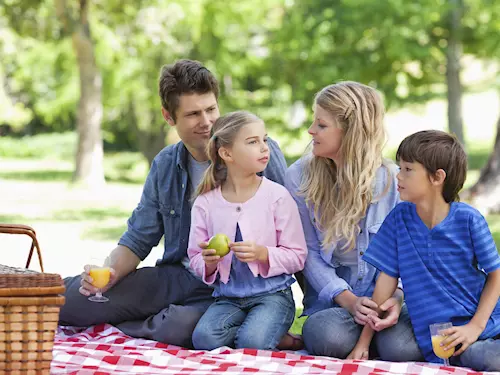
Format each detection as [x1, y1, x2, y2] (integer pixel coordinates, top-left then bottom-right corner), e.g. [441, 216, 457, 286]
[230, 241, 268, 263]
[352, 297, 378, 325]
[347, 343, 369, 360]
[367, 297, 402, 331]
[200, 242, 222, 265]
[441, 323, 482, 355]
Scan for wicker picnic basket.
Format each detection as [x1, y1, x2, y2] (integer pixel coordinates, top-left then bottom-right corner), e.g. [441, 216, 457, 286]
[0, 224, 65, 374]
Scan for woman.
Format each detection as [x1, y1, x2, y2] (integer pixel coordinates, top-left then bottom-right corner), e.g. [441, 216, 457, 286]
[285, 81, 423, 361]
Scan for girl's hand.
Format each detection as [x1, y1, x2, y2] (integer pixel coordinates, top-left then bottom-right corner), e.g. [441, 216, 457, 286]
[231, 241, 268, 263]
[441, 323, 483, 356]
[367, 297, 402, 331]
[347, 343, 369, 360]
[200, 242, 222, 265]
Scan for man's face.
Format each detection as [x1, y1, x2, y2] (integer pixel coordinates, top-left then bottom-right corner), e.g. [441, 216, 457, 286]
[164, 92, 220, 160]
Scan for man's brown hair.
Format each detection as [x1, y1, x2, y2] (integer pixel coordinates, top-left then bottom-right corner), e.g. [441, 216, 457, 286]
[158, 59, 219, 122]
[396, 130, 467, 203]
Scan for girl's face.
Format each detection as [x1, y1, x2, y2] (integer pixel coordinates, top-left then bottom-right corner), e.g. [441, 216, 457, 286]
[308, 104, 343, 163]
[222, 121, 270, 174]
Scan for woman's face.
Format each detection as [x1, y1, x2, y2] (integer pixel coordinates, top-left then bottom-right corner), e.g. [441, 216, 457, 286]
[308, 104, 343, 163]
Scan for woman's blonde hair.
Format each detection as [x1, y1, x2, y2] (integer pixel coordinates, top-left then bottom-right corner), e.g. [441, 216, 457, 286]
[300, 81, 389, 252]
[195, 110, 263, 197]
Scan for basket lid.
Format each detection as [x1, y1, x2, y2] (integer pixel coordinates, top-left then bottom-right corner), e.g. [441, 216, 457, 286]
[0, 264, 65, 297]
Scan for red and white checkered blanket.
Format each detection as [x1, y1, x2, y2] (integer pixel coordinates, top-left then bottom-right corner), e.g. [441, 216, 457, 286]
[52, 324, 498, 375]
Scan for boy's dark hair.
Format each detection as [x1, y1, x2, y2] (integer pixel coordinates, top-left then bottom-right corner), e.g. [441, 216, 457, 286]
[158, 59, 219, 122]
[396, 130, 467, 203]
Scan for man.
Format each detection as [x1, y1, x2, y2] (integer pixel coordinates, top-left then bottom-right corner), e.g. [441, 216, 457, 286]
[59, 59, 289, 349]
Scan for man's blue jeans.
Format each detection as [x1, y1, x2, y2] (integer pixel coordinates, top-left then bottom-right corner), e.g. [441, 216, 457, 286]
[192, 288, 295, 350]
[302, 304, 424, 361]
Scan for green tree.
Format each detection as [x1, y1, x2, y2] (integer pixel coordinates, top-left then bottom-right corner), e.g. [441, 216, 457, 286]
[462, 0, 500, 211]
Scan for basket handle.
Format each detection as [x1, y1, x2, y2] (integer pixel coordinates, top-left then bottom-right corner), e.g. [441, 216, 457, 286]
[0, 224, 44, 272]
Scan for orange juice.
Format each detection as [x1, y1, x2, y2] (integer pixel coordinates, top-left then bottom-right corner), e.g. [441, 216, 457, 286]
[432, 335, 455, 359]
[89, 267, 111, 289]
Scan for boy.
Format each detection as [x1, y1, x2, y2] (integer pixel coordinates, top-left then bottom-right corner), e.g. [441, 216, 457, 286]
[349, 130, 500, 371]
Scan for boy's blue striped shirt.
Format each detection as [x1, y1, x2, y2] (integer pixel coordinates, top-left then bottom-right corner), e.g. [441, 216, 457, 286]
[363, 201, 500, 363]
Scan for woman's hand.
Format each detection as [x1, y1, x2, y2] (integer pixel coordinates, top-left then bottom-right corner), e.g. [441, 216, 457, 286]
[352, 296, 379, 325]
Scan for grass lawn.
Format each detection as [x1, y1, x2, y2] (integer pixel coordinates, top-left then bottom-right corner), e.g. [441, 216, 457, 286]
[1, 131, 499, 335]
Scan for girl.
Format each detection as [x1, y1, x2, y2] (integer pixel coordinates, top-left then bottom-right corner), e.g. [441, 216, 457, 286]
[284, 81, 423, 361]
[188, 111, 307, 350]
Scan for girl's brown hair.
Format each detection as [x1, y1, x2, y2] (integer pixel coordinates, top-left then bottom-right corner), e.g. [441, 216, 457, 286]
[195, 111, 263, 197]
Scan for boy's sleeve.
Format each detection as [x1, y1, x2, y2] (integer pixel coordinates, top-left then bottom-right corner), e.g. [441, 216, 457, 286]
[470, 213, 500, 274]
[362, 208, 400, 278]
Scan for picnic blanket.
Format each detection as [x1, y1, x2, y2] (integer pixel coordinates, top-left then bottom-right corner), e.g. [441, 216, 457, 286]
[52, 324, 498, 375]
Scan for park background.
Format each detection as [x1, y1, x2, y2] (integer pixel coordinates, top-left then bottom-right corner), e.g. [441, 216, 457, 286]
[1, 0, 500, 332]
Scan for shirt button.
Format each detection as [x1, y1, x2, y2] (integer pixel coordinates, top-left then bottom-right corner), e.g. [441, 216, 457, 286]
[359, 251, 364, 256]
[170, 210, 175, 215]
[358, 277, 363, 281]
[236, 206, 241, 212]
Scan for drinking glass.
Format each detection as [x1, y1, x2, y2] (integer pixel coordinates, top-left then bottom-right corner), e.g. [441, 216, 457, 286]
[88, 257, 111, 303]
[430, 322, 455, 366]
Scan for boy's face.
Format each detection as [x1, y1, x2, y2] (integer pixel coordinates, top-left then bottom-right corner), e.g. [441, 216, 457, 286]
[397, 160, 436, 203]
[162, 92, 220, 160]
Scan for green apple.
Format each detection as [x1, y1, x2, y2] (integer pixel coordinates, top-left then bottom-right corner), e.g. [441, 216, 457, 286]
[207, 233, 230, 257]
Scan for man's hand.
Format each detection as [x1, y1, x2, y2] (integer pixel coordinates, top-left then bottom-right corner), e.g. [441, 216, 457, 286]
[79, 265, 117, 296]
[352, 297, 379, 325]
[367, 297, 402, 331]
[347, 343, 369, 360]
[441, 322, 483, 356]
[231, 241, 268, 263]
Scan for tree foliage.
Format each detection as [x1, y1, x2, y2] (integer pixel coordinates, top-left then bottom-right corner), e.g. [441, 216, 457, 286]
[0, 0, 499, 160]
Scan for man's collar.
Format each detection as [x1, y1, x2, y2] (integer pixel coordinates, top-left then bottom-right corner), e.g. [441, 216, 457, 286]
[176, 142, 190, 171]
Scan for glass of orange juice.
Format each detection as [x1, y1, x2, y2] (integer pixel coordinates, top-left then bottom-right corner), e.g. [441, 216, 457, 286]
[430, 322, 455, 366]
[88, 257, 111, 303]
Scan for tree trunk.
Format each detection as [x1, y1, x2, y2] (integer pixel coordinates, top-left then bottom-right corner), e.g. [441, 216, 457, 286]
[130, 96, 167, 166]
[465, 95, 500, 213]
[71, 0, 105, 186]
[137, 128, 168, 166]
[446, 0, 465, 146]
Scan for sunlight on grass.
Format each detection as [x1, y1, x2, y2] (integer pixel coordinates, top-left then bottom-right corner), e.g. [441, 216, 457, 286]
[83, 223, 128, 241]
